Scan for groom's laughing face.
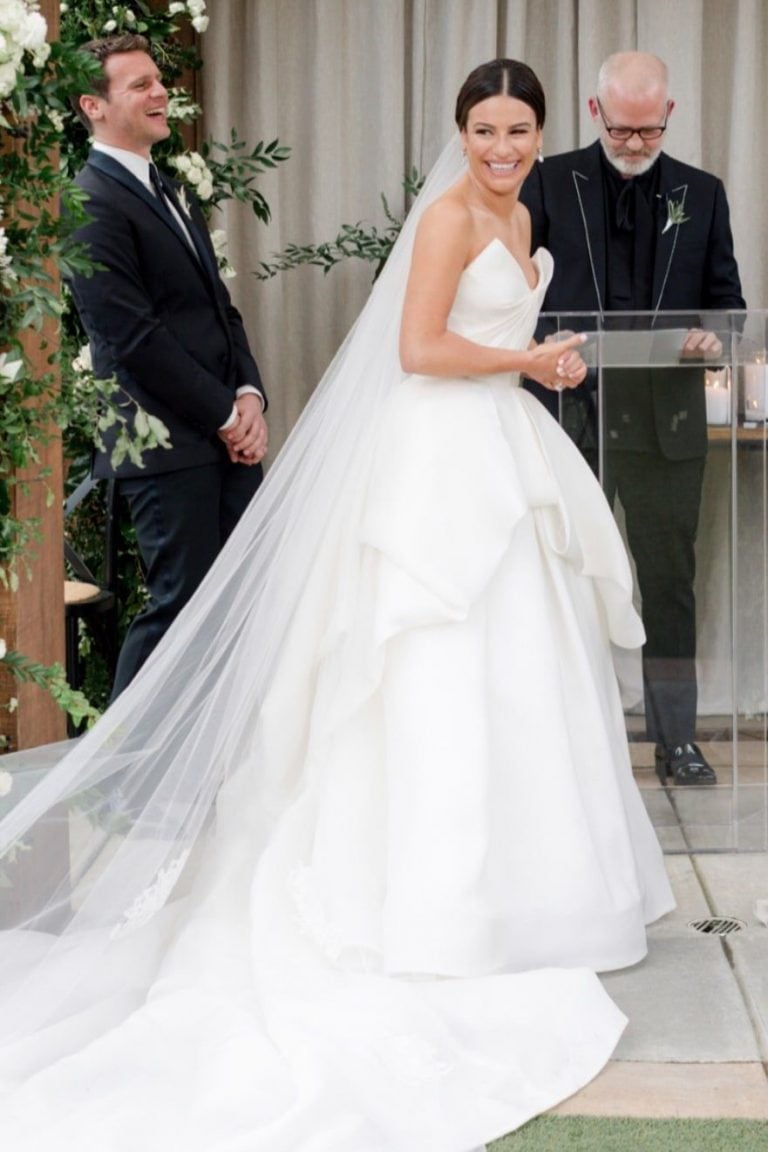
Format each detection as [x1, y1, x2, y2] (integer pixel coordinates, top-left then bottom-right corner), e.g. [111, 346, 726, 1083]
[82, 50, 170, 158]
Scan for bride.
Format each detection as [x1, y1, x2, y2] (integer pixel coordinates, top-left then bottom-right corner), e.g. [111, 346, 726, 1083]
[0, 58, 673, 1151]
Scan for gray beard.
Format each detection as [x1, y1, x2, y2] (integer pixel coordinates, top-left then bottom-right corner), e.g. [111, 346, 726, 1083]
[600, 138, 660, 179]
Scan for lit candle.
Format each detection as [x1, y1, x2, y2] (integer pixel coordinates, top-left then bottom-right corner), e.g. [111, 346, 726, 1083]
[744, 353, 768, 421]
[704, 367, 731, 426]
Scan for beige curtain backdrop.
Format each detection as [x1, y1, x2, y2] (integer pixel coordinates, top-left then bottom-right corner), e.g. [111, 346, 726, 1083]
[202, 0, 767, 453]
[202, 0, 767, 717]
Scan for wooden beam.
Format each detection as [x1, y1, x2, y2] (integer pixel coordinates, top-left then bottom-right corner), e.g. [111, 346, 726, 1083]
[0, 0, 65, 752]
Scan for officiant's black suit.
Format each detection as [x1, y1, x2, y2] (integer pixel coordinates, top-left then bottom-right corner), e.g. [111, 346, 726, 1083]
[69, 150, 266, 697]
[520, 141, 744, 755]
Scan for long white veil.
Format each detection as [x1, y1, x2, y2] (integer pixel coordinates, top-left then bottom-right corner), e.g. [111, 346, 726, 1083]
[0, 136, 466, 1051]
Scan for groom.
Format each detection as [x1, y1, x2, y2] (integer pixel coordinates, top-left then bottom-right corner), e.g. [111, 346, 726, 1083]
[69, 34, 268, 700]
[520, 52, 745, 785]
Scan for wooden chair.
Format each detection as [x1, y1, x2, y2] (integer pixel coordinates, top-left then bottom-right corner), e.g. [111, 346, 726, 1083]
[64, 478, 120, 710]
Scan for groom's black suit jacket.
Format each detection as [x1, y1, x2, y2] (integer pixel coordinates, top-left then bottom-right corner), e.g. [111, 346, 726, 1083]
[69, 150, 266, 479]
[520, 141, 745, 460]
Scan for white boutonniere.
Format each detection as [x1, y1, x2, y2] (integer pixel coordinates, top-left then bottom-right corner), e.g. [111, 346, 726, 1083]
[210, 228, 237, 279]
[662, 196, 689, 234]
[176, 185, 192, 219]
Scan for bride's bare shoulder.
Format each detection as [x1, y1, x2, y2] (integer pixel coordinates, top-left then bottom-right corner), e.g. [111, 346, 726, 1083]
[416, 187, 473, 245]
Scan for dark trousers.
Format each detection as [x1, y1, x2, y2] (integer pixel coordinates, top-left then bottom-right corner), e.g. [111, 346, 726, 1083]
[603, 450, 706, 749]
[111, 458, 262, 700]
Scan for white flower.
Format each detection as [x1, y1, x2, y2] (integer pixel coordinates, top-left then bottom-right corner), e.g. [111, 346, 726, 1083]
[0, 352, 23, 383]
[191, 14, 208, 32]
[0, 59, 19, 100]
[0, 240, 16, 285]
[187, 0, 206, 16]
[8, 697, 17, 713]
[125, 9, 136, 24]
[47, 107, 65, 131]
[0, 0, 50, 76]
[15, 10, 46, 52]
[166, 90, 202, 123]
[30, 39, 48, 67]
[59, 2, 68, 12]
[0, 638, 6, 659]
[72, 343, 92, 374]
[167, 2, 186, 14]
[0, 2, 28, 41]
[171, 152, 192, 175]
[102, 19, 117, 33]
[171, 152, 213, 200]
[0, 770, 12, 798]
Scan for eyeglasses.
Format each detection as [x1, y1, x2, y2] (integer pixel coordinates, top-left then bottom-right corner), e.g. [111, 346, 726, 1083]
[596, 97, 669, 142]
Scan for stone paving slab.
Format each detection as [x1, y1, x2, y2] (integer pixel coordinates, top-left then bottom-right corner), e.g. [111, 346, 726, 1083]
[601, 937, 761, 1062]
[550, 1061, 768, 1119]
[694, 853, 768, 923]
[556, 853, 768, 1117]
[729, 938, 768, 1058]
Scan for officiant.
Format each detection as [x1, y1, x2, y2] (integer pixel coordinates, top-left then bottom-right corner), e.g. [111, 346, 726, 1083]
[520, 51, 745, 785]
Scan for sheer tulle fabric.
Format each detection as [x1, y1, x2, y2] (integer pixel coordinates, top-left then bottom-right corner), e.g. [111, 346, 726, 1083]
[0, 138, 672, 1150]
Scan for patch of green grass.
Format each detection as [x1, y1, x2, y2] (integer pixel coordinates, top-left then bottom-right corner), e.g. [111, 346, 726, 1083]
[491, 1115, 768, 1152]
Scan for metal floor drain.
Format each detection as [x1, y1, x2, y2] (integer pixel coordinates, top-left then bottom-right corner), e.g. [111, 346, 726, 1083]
[688, 916, 746, 936]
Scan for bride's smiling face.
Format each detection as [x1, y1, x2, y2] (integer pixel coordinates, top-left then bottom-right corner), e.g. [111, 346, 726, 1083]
[461, 95, 542, 196]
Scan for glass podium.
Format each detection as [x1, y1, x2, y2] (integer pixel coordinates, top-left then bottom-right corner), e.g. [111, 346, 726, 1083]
[537, 309, 768, 852]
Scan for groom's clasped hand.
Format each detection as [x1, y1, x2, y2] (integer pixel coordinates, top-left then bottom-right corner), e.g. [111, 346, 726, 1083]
[218, 391, 269, 464]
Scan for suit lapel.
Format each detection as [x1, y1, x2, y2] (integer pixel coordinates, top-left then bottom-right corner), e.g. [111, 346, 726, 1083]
[652, 157, 688, 317]
[157, 174, 220, 285]
[86, 151, 218, 287]
[570, 143, 607, 316]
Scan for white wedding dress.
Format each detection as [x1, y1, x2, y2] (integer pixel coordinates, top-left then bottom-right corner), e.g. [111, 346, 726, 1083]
[0, 238, 673, 1151]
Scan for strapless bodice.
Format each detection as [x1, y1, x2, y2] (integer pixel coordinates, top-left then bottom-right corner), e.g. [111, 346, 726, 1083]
[447, 241, 553, 352]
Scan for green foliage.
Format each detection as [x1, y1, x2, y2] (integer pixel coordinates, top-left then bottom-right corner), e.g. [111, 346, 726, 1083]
[0, 646, 99, 744]
[200, 133, 291, 224]
[0, 1, 286, 720]
[256, 169, 424, 282]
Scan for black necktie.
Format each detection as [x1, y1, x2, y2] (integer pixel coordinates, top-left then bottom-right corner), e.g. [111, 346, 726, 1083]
[148, 163, 217, 283]
[149, 162, 172, 215]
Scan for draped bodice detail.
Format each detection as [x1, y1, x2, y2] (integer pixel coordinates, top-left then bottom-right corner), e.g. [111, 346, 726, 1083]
[448, 240, 552, 352]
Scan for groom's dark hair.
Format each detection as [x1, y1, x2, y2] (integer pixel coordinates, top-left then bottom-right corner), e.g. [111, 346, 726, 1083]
[71, 33, 153, 129]
[455, 59, 546, 130]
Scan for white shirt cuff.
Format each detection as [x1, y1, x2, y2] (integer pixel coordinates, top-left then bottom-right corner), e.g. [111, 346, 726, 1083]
[219, 404, 239, 432]
[236, 384, 265, 410]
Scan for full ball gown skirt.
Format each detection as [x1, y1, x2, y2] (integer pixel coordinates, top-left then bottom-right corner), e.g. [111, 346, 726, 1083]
[0, 243, 673, 1151]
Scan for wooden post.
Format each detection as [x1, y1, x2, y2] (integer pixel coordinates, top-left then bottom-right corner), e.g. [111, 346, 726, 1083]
[0, 0, 65, 753]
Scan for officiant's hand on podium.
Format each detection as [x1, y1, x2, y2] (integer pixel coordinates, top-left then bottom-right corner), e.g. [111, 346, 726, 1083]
[680, 329, 723, 360]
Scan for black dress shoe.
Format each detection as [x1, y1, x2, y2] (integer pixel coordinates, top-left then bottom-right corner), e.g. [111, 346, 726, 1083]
[654, 742, 717, 786]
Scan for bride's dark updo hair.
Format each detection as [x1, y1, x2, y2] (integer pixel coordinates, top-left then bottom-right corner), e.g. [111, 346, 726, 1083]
[455, 58, 546, 130]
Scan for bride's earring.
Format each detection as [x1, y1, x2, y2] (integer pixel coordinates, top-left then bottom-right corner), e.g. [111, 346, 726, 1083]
[537, 146, 544, 164]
